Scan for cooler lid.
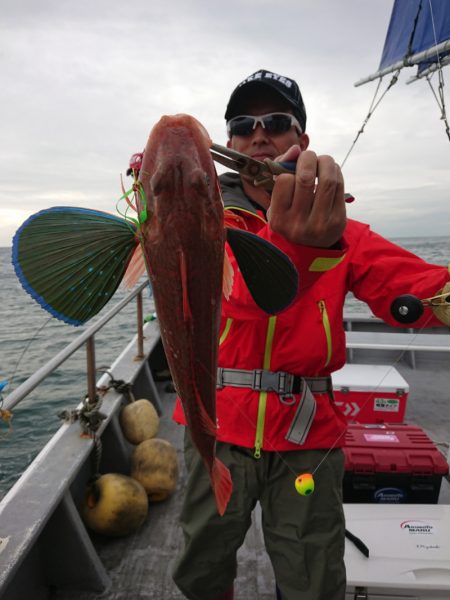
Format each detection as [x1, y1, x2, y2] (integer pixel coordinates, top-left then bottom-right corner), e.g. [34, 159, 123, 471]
[344, 424, 449, 474]
[333, 363, 409, 393]
[345, 504, 450, 595]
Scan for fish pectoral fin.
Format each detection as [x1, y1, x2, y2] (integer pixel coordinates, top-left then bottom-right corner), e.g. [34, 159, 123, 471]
[123, 244, 146, 289]
[222, 251, 234, 300]
[195, 395, 217, 436]
[226, 228, 299, 314]
[189, 378, 217, 436]
[12, 207, 138, 326]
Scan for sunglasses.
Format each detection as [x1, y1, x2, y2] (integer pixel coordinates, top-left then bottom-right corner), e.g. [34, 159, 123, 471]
[227, 112, 303, 137]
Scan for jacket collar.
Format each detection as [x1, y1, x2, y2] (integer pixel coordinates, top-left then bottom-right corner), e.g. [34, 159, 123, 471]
[219, 172, 261, 214]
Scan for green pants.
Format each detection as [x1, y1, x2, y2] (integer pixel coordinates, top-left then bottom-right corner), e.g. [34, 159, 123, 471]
[173, 431, 346, 600]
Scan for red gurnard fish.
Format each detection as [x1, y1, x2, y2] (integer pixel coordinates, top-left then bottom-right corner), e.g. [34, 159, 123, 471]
[137, 114, 232, 515]
[11, 114, 299, 516]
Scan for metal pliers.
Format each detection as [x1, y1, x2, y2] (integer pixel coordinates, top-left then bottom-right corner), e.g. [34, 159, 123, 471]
[210, 143, 355, 202]
[210, 143, 296, 190]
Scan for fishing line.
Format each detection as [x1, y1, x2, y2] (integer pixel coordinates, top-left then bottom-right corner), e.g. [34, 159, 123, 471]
[7, 315, 53, 393]
[116, 185, 140, 230]
[220, 309, 436, 486]
[116, 176, 148, 230]
[340, 70, 400, 169]
[258, 321, 440, 494]
[311, 311, 436, 477]
[1, 314, 53, 432]
[212, 229, 444, 494]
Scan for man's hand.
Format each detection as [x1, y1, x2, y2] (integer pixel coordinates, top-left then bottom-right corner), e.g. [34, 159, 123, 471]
[267, 146, 346, 248]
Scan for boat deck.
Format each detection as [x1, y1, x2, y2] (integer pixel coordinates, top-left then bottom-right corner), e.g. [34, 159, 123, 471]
[51, 355, 450, 600]
[51, 382, 280, 600]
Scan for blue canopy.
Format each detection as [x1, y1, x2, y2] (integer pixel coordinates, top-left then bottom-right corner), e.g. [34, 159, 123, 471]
[380, 0, 450, 72]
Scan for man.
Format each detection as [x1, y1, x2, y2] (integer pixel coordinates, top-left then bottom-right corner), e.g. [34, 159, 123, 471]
[172, 69, 450, 600]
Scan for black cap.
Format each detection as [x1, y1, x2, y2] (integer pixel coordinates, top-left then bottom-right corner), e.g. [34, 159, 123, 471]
[224, 69, 307, 132]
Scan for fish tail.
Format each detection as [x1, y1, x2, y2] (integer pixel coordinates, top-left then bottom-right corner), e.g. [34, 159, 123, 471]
[211, 457, 233, 516]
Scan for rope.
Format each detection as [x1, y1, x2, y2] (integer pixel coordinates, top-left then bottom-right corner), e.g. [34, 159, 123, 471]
[58, 393, 107, 436]
[426, 74, 450, 140]
[340, 71, 400, 168]
[91, 435, 103, 478]
[425, 0, 450, 141]
[57, 369, 136, 479]
[96, 367, 135, 402]
[341, 0, 450, 166]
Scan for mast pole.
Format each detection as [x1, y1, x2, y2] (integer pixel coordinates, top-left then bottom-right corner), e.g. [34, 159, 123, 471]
[355, 38, 450, 87]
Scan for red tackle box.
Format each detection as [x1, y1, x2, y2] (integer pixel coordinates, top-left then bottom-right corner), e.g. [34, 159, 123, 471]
[332, 364, 409, 423]
[343, 423, 449, 503]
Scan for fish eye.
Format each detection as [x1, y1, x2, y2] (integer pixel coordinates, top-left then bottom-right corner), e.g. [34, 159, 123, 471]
[190, 168, 209, 194]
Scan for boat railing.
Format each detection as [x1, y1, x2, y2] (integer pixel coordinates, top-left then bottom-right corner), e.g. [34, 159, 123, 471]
[2, 280, 152, 412]
[0, 280, 162, 598]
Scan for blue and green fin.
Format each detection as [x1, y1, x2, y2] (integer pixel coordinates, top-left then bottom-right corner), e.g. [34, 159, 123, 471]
[226, 227, 299, 314]
[12, 207, 139, 326]
[11, 206, 298, 327]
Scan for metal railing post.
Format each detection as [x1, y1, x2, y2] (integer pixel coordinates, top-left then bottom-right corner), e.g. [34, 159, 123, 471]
[86, 336, 97, 403]
[136, 290, 144, 360]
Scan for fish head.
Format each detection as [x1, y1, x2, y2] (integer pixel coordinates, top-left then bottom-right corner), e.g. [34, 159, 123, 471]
[138, 114, 223, 233]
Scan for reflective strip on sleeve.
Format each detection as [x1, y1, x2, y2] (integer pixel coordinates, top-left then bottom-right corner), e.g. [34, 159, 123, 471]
[308, 255, 345, 272]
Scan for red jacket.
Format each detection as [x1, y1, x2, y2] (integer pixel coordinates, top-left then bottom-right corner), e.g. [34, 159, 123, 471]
[173, 173, 449, 453]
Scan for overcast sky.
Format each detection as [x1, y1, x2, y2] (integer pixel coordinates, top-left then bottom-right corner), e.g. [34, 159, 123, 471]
[1, 0, 449, 247]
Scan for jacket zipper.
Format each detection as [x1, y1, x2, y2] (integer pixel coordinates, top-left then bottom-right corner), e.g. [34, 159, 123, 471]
[254, 316, 277, 458]
[318, 300, 332, 367]
[224, 205, 267, 224]
[219, 318, 233, 345]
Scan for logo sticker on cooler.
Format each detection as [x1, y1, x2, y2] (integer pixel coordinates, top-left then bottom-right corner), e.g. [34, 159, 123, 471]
[400, 520, 435, 535]
[363, 433, 400, 443]
[374, 397, 400, 412]
[374, 487, 406, 503]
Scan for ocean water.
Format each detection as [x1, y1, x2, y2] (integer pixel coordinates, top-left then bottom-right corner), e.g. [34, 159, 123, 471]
[0, 247, 155, 499]
[1, 236, 450, 498]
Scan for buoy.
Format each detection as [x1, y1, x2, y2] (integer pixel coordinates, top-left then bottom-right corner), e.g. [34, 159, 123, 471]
[295, 473, 315, 496]
[82, 473, 148, 537]
[130, 438, 178, 501]
[119, 398, 159, 445]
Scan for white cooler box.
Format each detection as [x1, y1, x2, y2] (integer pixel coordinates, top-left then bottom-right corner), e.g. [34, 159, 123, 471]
[345, 503, 450, 599]
[332, 364, 409, 423]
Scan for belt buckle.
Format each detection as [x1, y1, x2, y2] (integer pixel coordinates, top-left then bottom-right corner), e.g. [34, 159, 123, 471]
[254, 369, 281, 392]
[217, 368, 224, 390]
[280, 373, 298, 405]
[253, 369, 273, 391]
